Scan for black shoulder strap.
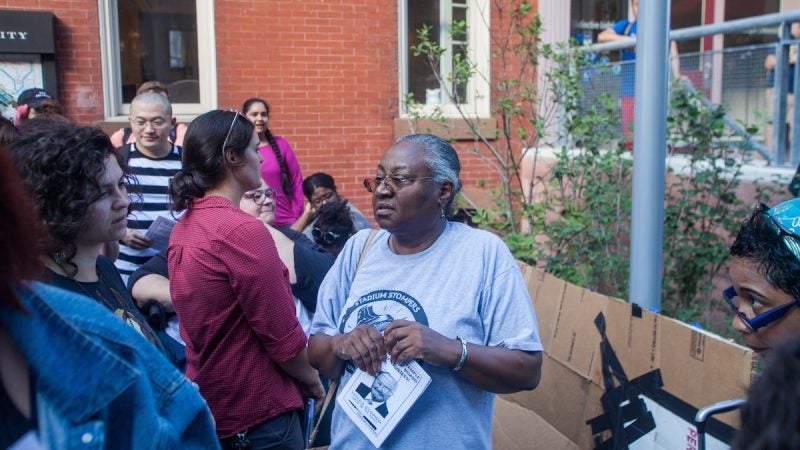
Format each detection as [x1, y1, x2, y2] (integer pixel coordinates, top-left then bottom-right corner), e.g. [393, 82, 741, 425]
[122, 127, 132, 145]
[114, 143, 133, 165]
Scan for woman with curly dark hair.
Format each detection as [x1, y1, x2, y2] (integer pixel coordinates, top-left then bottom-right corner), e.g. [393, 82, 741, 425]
[9, 118, 166, 354]
[168, 110, 323, 448]
[727, 198, 800, 361]
[312, 200, 357, 256]
[242, 98, 305, 229]
[0, 137, 219, 449]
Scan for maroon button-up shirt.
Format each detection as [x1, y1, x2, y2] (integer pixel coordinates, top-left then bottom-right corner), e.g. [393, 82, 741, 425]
[168, 195, 306, 437]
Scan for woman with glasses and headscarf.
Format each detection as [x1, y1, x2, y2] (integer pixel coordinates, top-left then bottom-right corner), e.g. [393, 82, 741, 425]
[307, 134, 543, 449]
[727, 198, 800, 361]
[168, 110, 324, 449]
[311, 200, 357, 256]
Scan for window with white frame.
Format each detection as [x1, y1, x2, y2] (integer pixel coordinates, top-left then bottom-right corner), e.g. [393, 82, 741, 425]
[400, 0, 490, 117]
[98, 0, 217, 119]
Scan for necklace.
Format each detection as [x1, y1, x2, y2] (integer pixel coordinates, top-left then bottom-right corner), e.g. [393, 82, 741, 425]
[68, 267, 123, 312]
[49, 260, 164, 351]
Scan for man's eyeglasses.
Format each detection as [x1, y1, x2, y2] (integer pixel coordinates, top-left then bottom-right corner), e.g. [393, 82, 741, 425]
[759, 200, 800, 262]
[243, 188, 277, 205]
[221, 109, 241, 158]
[723, 286, 800, 332]
[363, 175, 435, 193]
[312, 227, 343, 246]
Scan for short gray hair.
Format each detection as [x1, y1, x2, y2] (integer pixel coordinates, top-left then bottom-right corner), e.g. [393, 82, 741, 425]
[395, 134, 462, 211]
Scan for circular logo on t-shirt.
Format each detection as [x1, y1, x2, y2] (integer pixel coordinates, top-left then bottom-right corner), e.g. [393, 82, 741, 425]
[338, 289, 429, 333]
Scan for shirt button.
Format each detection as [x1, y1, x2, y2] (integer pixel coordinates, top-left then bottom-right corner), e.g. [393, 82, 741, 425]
[81, 433, 93, 443]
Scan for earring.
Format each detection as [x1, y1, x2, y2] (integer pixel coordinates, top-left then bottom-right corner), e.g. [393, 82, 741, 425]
[440, 208, 445, 218]
[53, 248, 67, 265]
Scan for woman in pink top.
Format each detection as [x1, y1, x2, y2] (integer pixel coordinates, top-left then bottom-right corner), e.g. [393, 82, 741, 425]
[243, 98, 305, 228]
[168, 110, 323, 449]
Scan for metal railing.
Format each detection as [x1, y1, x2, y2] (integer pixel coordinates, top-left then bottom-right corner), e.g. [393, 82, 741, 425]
[580, 10, 800, 167]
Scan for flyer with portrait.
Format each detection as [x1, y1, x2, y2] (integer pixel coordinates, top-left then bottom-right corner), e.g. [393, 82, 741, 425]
[145, 216, 176, 252]
[337, 355, 431, 447]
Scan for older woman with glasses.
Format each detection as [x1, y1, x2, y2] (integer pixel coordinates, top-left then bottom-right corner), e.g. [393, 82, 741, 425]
[168, 110, 324, 449]
[727, 198, 800, 360]
[307, 134, 543, 449]
[239, 178, 335, 328]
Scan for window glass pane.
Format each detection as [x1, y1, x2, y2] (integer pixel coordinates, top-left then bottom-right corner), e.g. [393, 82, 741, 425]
[118, 0, 199, 103]
[408, 0, 441, 104]
[452, 42, 467, 101]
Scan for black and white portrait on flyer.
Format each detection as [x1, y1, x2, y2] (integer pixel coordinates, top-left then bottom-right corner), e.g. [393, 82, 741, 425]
[337, 354, 431, 448]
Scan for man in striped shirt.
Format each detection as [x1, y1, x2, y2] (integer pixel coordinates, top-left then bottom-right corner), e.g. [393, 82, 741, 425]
[116, 93, 182, 282]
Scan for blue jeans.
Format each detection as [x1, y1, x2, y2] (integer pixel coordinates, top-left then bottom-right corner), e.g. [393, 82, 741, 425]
[220, 410, 303, 450]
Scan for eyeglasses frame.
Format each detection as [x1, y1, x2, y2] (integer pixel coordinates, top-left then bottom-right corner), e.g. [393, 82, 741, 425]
[312, 227, 344, 246]
[244, 187, 277, 205]
[363, 175, 436, 193]
[723, 286, 800, 332]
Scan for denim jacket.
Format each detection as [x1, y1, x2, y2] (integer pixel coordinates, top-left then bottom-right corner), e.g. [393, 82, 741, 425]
[0, 282, 220, 449]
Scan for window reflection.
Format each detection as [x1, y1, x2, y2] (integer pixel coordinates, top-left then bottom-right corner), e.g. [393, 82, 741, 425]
[118, 0, 199, 103]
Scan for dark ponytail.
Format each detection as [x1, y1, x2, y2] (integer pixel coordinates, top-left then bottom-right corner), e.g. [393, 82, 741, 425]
[264, 128, 291, 195]
[169, 110, 254, 212]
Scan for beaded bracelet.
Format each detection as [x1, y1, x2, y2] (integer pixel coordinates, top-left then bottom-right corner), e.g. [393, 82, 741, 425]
[453, 336, 468, 371]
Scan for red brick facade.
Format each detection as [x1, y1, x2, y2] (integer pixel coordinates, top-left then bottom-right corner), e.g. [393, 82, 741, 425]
[1, 0, 511, 217]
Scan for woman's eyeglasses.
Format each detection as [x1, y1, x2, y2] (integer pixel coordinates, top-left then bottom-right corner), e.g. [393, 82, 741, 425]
[363, 175, 435, 193]
[221, 109, 241, 158]
[311, 190, 337, 208]
[723, 286, 800, 332]
[243, 188, 277, 205]
[312, 227, 343, 246]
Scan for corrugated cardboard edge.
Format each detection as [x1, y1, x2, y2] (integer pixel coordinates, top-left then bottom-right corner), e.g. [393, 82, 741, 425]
[494, 264, 757, 447]
[493, 396, 578, 450]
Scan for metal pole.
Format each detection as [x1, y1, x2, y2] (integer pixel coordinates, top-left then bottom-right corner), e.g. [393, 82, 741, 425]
[792, 38, 800, 167]
[773, 22, 790, 166]
[628, 0, 670, 311]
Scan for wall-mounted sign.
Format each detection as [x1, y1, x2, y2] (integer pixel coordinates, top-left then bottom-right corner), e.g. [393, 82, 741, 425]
[0, 10, 54, 54]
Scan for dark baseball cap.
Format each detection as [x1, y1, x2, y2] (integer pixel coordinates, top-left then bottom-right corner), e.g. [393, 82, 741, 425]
[17, 88, 54, 109]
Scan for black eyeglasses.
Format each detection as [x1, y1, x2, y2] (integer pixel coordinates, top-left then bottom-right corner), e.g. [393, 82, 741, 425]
[723, 286, 800, 332]
[363, 175, 436, 193]
[312, 227, 343, 246]
[243, 188, 277, 205]
[221, 109, 240, 158]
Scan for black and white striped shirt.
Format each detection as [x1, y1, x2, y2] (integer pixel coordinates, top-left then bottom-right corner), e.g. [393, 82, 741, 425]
[115, 143, 182, 282]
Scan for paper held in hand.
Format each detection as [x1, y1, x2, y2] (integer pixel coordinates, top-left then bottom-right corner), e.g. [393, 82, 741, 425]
[337, 355, 431, 448]
[145, 216, 176, 252]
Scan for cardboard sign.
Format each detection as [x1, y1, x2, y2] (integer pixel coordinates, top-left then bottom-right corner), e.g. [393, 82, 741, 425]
[494, 266, 756, 449]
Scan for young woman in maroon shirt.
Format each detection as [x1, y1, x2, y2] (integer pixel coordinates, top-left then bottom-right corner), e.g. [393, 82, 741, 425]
[168, 110, 323, 449]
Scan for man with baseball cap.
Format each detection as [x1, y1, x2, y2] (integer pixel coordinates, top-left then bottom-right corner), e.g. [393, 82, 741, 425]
[15, 88, 62, 124]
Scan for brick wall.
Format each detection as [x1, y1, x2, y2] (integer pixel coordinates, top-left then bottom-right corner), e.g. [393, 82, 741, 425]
[0, 1, 105, 124]
[3, 0, 513, 218]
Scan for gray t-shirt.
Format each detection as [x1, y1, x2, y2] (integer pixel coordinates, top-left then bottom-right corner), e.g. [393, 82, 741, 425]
[302, 202, 372, 241]
[310, 222, 543, 450]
